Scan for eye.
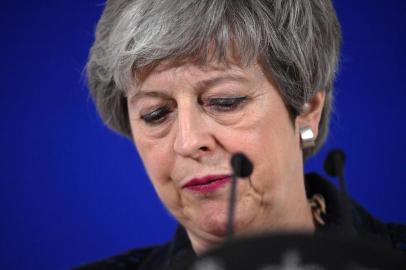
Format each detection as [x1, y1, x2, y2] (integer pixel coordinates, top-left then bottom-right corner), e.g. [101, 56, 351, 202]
[206, 96, 247, 112]
[140, 106, 171, 125]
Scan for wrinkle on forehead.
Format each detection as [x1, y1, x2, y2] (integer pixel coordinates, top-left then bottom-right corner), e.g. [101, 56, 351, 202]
[129, 40, 260, 93]
[131, 63, 269, 103]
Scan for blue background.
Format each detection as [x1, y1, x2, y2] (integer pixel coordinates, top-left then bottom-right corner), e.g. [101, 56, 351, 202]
[1, 1, 405, 269]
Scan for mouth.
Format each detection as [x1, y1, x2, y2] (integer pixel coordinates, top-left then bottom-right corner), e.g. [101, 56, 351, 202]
[182, 174, 231, 193]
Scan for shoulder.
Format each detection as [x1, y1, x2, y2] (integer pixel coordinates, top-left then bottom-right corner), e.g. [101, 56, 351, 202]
[73, 226, 196, 270]
[384, 223, 406, 254]
[73, 244, 170, 270]
[351, 199, 406, 254]
[305, 172, 406, 255]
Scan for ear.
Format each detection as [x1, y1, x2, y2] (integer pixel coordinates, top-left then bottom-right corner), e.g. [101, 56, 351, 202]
[295, 91, 326, 138]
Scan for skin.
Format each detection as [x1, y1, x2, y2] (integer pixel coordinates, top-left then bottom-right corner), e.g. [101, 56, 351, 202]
[127, 62, 325, 254]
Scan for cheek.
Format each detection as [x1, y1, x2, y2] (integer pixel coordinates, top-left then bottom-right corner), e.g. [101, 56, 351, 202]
[133, 135, 174, 184]
[134, 138, 183, 211]
[255, 120, 300, 200]
[224, 102, 299, 192]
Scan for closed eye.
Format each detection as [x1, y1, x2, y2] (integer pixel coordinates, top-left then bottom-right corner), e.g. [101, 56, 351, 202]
[140, 106, 171, 125]
[207, 96, 247, 112]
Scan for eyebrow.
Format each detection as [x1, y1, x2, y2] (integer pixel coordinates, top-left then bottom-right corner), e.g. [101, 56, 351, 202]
[128, 90, 171, 104]
[130, 74, 248, 103]
[195, 74, 248, 92]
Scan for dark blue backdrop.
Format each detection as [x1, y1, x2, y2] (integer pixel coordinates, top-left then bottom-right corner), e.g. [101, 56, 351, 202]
[1, 1, 405, 269]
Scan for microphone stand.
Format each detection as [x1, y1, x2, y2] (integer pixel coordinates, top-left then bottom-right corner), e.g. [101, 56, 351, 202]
[226, 174, 238, 241]
[226, 153, 253, 241]
[324, 149, 353, 235]
[336, 160, 352, 235]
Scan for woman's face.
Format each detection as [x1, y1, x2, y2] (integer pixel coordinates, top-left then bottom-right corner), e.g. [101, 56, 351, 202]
[128, 62, 323, 252]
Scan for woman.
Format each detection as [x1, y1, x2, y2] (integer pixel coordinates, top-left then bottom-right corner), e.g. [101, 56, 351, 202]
[77, 0, 405, 269]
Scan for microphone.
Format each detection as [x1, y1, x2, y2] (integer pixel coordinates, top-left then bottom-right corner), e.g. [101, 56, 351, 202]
[227, 153, 253, 240]
[324, 149, 353, 235]
[231, 153, 253, 178]
[324, 149, 346, 178]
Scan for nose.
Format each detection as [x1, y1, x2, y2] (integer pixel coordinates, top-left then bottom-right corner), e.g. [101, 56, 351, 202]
[173, 102, 215, 158]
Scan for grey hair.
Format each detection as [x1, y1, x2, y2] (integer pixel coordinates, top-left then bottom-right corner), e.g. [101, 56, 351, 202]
[87, 0, 341, 157]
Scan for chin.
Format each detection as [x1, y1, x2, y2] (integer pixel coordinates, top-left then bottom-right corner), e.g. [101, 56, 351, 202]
[204, 219, 229, 236]
[197, 206, 255, 238]
[193, 203, 230, 236]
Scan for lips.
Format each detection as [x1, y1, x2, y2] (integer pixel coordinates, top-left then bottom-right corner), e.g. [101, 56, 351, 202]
[182, 174, 231, 193]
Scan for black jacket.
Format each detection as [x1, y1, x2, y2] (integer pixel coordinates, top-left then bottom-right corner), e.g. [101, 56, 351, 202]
[74, 173, 406, 269]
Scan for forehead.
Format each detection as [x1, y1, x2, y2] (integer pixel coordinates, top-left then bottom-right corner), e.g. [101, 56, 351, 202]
[135, 60, 264, 90]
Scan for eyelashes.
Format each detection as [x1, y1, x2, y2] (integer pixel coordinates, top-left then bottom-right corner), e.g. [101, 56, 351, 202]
[140, 96, 248, 125]
[206, 96, 247, 112]
[140, 106, 171, 125]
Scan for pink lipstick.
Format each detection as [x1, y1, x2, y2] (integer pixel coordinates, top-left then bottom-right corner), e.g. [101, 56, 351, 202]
[182, 174, 231, 193]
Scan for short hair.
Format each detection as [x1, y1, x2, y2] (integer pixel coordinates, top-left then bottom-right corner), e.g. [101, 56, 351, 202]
[86, 0, 341, 157]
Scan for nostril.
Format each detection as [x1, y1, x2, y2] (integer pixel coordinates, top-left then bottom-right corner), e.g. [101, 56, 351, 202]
[200, 146, 209, 151]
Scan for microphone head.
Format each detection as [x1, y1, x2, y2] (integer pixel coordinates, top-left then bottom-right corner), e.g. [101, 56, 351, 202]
[231, 153, 253, 178]
[324, 149, 346, 177]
